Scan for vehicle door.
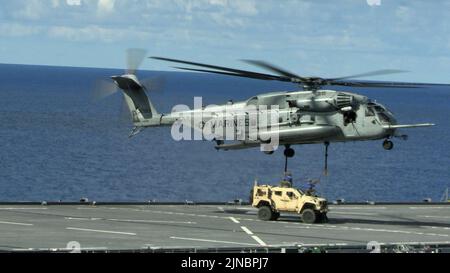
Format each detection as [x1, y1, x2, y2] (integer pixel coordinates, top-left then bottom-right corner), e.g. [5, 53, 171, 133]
[284, 190, 300, 212]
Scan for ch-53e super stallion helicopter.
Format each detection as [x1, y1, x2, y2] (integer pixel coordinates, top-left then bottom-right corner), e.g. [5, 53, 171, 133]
[101, 49, 446, 174]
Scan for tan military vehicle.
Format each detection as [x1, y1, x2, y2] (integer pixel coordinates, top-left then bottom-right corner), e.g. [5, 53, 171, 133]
[250, 183, 329, 223]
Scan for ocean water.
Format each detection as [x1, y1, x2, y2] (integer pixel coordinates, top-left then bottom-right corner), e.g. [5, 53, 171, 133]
[0, 64, 449, 202]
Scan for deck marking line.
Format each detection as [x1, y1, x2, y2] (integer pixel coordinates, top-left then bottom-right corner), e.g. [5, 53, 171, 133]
[419, 215, 450, 219]
[108, 219, 196, 224]
[251, 236, 267, 246]
[229, 217, 240, 224]
[410, 207, 448, 210]
[66, 227, 136, 236]
[170, 236, 260, 246]
[0, 208, 48, 210]
[332, 207, 387, 210]
[331, 211, 377, 216]
[284, 225, 449, 237]
[241, 226, 254, 235]
[0, 220, 33, 226]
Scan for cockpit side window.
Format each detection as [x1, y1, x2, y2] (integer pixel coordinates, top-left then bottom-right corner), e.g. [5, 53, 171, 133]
[365, 107, 375, 117]
[377, 112, 391, 123]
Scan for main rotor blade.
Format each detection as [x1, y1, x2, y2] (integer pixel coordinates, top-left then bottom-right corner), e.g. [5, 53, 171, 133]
[320, 78, 450, 88]
[173, 66, 291, 81]
[330, 69, 408, 81]
[241, 60, 306, 80]
[330, 81, 422, 88]
[152, 56, 450, 89]
[127, 48, 148, 75]
[151, 56, 288, 81]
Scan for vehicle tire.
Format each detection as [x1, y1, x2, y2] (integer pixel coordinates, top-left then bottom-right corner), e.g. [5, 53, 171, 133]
[258, 206, 273, 221]
[301, 209, 317, 224]
[271, 212, 280, 221]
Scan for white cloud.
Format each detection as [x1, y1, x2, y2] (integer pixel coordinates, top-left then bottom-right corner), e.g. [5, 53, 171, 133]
[0, 23, 43, 37]
[47, 25, 150, 43]
[66, 0, 82, 6]
[1, 0, 450, 81]
[208, 0, 227, 7]
[51, 0, 60, 8]
[12, 0, 46, 20]
[97, 0, 115, 16]
[210, 13, 244, 28]
[230, 0, 258, 16]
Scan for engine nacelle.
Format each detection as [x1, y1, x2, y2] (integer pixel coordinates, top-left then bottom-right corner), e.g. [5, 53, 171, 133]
[289, 92, 354, 112]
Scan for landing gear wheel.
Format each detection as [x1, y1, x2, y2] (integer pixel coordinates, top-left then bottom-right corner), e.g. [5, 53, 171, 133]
[301, 209, 317, 224]
[258, 206, 273, 221]
[383, 140, 394, 150]
[284, 148, 295, 158]
[271, 212, 280, 221]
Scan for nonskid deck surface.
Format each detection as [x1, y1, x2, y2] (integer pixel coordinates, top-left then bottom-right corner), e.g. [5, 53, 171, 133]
[0, 204, 449, 252]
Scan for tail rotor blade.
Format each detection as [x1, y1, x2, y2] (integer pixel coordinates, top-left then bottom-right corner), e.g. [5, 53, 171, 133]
[127, 48, 148, 75]
[92, 79, 119, 101]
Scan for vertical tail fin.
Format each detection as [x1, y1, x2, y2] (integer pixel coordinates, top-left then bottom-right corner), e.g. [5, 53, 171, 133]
[112, 74, 159, 125]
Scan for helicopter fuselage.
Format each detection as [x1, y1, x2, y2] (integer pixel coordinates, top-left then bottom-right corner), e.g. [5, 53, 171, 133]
[135, 89, 399, 151]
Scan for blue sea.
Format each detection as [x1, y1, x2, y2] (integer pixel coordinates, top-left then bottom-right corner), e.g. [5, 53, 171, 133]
[0, 64, 449, 202]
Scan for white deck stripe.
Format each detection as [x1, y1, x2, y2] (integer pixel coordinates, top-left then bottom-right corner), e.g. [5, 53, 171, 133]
[285, 225, 449, 237]
[331, 211, 377, 216]
[170, 236, 259, 246]
[66, 227, 136, 236]
[65, 217, 101, 221]
[422, 226, 450, 230]
[251, 236, 267, 246]
[108, 219, 196, 224]
[229, 217, 240, 224]
[419, 215, 450, 219]
[241, 226, 254, 235]
[301, 243, 348, 247]
[0, 208, 47, 210]
[0, 220, 33, 226]
[332, 207, 387, 210]
[409, 207, 449, 209]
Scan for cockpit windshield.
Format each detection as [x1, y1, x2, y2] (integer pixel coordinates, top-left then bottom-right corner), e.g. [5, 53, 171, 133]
[373, 105, 385, 113]
[368, 103, 393, 124]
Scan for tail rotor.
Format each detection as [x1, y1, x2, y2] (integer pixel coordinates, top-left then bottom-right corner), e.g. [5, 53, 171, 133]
[92, 49, 164, 130]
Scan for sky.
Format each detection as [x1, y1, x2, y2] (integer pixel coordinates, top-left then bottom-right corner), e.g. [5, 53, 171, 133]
[1, 0, 450, 83]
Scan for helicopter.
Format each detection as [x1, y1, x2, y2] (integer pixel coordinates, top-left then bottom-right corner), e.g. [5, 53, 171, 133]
[103, 49, 446, 174]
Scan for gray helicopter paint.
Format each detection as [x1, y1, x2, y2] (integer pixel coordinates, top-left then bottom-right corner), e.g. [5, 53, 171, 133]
[113, 76, 432, 150]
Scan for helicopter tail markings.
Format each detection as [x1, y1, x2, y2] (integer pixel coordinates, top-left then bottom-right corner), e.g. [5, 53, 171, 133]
[382, 123, 435, 129]
[111, 75, 160, 126]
